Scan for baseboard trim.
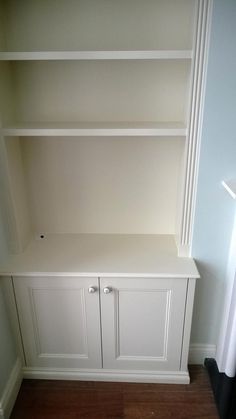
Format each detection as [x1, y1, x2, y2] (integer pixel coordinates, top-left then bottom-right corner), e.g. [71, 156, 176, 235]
[23, 367, 190, 384]
[0, 358, 22, 419]
[189, 343, 216, 364]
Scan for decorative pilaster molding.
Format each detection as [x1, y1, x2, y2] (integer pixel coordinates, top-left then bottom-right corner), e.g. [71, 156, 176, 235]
[179, 0, 213, 256]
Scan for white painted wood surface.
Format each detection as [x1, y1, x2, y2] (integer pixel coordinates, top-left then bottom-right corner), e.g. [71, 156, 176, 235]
[0, 0, 195, 52]
[179, 0, 213, 256]
[0, 51, 192, 61]
[0, 0, 204, 387]
[0, 358, 22, 419]
[0, 137, 31, 253]
[13, 276, 102, 369]
[19, 136, 183, 236]
[1, 122, 187, 137]
[180, 278, 196, 370]
[0, 1, 207, 258]
[0, 234, 199, 278]
[100, 277, 188, 371]
[8, 61, 189, 124]
[22, 367, 190, 384]
[12, 275, 194, 382]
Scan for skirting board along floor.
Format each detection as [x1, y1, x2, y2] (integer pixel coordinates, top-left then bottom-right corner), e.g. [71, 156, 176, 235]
[189, 344, 216, 364]
[22, 367, 190, 385]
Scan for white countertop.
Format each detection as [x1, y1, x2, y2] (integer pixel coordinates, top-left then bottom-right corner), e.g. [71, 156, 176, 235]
[0, 234, 199, 278]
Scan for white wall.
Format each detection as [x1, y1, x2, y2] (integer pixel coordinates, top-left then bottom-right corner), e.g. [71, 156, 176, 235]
[0, 283, 17, 398]
[0, 209, 18, 402]
[191, 0, 236, 346]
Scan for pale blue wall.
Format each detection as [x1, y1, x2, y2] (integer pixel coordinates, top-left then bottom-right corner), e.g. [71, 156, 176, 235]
[191, 0, 236, 344]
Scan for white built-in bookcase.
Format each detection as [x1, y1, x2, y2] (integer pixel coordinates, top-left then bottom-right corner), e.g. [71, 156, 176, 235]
[0, 0, 212, 273]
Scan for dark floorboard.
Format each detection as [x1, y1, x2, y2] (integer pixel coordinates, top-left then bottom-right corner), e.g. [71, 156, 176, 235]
[10, 366, 219, 418]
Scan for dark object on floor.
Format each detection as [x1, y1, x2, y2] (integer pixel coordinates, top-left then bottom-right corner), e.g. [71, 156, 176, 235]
[205, 358, 236, 419]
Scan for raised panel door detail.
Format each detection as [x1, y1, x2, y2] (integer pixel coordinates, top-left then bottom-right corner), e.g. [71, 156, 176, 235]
[100, 277, 187, 371]
[13, 276, 102, 369]
[29, 288, 88, 357]
[116, 289, 171, 360]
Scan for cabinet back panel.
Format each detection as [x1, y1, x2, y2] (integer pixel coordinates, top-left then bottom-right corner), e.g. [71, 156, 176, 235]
[12, 61, 190, 124]
[1, 0, 196, 51]
[0, 62, 16, 124]
[20, 136, 184, 235]
[4, 137, 31, 250]
[0, 0, 6, 51]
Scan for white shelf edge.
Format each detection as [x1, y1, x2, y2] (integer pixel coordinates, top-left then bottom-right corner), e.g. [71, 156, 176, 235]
[0, 50, 193, 61]
[222, 180, 236, 200]
[1, 128, 187, 137]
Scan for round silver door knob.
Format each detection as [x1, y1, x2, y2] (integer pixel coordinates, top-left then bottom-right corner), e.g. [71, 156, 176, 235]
[103, 287, 112, 294]
[88, 286, 96, 293]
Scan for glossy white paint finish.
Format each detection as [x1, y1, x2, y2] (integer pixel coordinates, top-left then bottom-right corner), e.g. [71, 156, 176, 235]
[1, 122, 187, 137]
[0, 0, 209, 258]
[9, 61, 189, 124]
[180, 278, 196, 370]
[19, 136, 184, 236]
[0, 0, 195, 51]
[100, 277, 188, 371]
[0, 0, 209, 386]
[178, 0, 213, 256]
[0, 358, 22, 419]
[12, 275, 195, 383]
[22, 367, 190, 384]
[13, 276, 102, 369]
[0, 51, 192, 61]
[0, 234, 199, 278]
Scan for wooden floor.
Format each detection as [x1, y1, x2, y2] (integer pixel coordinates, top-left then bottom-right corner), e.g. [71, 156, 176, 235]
[11, 366, 219, 419]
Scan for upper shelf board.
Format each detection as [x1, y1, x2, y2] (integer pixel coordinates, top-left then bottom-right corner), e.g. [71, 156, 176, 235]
[1, 122, 187, 137]
[0, 50, 192, 61]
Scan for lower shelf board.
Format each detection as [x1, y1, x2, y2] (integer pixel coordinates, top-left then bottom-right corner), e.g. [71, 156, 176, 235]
[0, 233, 199, 278]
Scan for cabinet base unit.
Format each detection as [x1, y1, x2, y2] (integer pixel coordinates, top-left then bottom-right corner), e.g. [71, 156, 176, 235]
[10, 270, 197, 384]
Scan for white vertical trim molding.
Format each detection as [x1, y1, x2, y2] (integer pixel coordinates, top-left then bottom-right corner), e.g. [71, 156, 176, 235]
[216, 209, 236, 377]
[180, 279, 196, 371]
[179, 0, 213, 257]
[0, 358, 22, 419]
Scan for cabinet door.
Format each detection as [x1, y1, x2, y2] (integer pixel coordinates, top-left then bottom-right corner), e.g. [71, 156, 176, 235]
[13, 276, 102, 369]
[100, 277, 187, 371]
